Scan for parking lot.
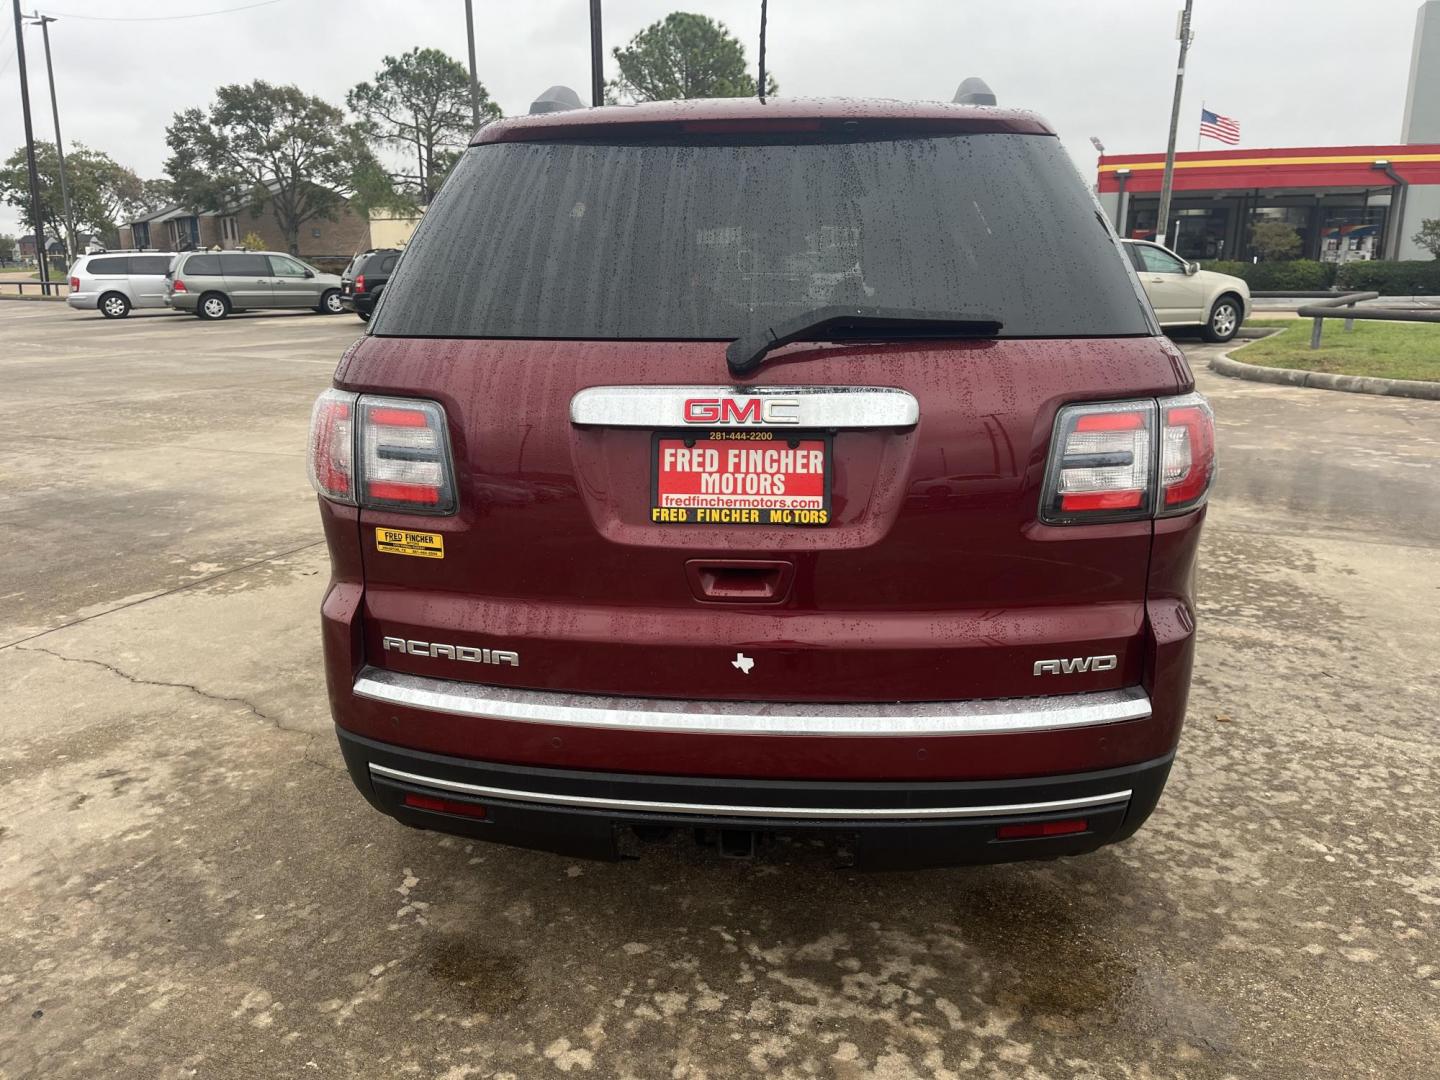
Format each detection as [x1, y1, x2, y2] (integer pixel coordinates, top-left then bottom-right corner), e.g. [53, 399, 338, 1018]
[1, 301, 1437, 1079]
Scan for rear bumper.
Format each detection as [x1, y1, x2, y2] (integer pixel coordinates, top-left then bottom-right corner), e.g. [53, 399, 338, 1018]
[165, 292, 197, 311]
[65, 293, 97, 310]
[338, 726, 1173, 868]
[339, 292, 374, 314]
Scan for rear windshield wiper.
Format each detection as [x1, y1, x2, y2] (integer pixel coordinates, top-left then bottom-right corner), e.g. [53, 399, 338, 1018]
[726, 306, 1004, 376]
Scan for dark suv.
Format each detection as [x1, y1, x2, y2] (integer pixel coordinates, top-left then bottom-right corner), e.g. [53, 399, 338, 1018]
[339, 248, 400, 321]
[308, 98, 1214, 869]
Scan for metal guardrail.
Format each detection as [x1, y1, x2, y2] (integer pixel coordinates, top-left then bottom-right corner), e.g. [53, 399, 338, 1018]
[1296, 291, 1440, 350]
[0, 280, 71, 297]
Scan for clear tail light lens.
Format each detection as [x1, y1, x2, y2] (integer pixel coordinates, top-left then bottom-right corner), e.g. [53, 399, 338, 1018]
[308, 389, 357, 503]
[358, 397, 455, 512]
[1158, 392, 1216, 515]
[307, 391, 456, 514]
[1040, 393, 1215, 525]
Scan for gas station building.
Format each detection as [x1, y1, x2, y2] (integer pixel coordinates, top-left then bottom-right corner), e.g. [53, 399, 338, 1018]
[1095, 145, 1440, 264]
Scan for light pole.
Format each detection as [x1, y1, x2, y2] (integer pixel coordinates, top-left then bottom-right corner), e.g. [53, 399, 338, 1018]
[28, 12, 74, 260]
[589, 0, 603, 106]
[1155, 0, 1194, 249]
[11, 0, 50, 289]
[463, 0, 480, 129]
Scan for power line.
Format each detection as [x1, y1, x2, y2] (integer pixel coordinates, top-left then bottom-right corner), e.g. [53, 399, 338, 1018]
[32, 0, 282, 22]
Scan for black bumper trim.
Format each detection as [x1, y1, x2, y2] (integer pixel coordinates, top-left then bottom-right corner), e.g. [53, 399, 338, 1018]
[336, 727, 1174, 869]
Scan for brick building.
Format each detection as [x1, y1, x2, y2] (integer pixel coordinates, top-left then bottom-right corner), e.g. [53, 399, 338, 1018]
[119, 188, 371, 260]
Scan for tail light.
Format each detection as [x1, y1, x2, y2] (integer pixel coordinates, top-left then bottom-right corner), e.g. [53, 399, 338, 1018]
[1041, 393, 1214, 524]
[172, 279, 187, 292]
[69, 276, 79, 291]
[1157, 392, 1216, 515]
[307, 390, 456, 514]
[354, 273, 366, 294]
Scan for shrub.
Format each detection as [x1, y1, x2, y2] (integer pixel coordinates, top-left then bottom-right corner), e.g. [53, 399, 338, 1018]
[1199, 259, 1336, 292]
[1250, 220, 1303, 261]
[1334, 260, 1440, 296]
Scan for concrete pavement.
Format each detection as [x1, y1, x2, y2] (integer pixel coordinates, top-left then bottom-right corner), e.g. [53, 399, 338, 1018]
[1, 305, 1436, 1079]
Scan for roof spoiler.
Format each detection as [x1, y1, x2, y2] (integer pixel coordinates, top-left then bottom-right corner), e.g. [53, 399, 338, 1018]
[530, 85, 585, 115]
[953, 77, 997, 106]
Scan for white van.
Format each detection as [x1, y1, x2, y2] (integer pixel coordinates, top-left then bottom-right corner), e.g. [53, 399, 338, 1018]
[66, 252, 177, 318]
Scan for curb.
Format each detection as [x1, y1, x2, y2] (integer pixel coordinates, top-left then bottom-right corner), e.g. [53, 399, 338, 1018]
[0, 292, 66, 303]
[1208, 350, 1440, 401]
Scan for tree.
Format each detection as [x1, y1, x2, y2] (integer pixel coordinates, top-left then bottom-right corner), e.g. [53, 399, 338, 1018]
[607, 12, 777, 103]
[1413, 218, 1440, 259]
[348, 47, 497, 204]
[165, 80, 372, 255]
[1250, 220, 1302, 261]
[0, 142, 145, 250]
[0, 234, 15, 263]
[138, 178, 175, 214]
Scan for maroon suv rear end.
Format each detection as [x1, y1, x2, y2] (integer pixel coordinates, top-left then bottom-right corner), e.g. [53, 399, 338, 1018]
[308, 98, 1213, 869]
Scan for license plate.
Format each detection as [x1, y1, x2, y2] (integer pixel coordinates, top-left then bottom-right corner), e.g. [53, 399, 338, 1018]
[651, 431, 831, 526]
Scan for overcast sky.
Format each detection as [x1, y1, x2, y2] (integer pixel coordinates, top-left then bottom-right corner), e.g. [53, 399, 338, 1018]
[0, 0, 1430, 238]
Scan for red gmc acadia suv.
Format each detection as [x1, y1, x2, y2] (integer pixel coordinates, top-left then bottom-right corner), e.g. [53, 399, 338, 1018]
[308, 97, 1213, 869]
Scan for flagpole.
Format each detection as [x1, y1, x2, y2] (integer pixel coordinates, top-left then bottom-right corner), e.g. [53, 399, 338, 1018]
[1197, 100, 1204, 150]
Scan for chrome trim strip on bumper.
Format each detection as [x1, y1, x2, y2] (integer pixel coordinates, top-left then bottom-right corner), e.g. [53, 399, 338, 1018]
[368, 762, 1133, 821]
[352, 667, 1151, 737]
[569, 385, 920, 428]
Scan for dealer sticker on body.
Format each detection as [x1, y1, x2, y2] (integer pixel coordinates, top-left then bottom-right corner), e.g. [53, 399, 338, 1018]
[375, 527, 445, 558]
[651, 430, 831, 526]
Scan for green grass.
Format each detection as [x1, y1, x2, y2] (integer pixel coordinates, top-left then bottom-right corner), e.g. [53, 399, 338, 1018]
[1234, 319, 1440, 382]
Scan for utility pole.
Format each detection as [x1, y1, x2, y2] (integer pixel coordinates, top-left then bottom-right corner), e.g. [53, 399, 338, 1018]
[588, 0, 603, 106]
[29, 13, 73, 261]
[1155, 0, 1194, 249]
[11, 0, 50, 289]
[463, 0, 480, 129]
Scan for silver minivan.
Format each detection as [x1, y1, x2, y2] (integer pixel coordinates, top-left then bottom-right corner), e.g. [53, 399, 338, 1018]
[66, 252, 178, 318]
[165, 250, 344, 320]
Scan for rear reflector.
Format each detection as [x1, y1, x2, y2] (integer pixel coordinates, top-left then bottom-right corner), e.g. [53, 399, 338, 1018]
[403, 792, 488, 819]
[996, 819, 1088, 840]
[307, 391, 456, 514]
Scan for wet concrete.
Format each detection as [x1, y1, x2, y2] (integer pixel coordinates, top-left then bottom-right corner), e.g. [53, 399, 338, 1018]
[1, 307, 1436, 1079]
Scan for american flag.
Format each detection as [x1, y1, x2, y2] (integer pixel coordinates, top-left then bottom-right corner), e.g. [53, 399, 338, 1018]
[1199, 109, 1240, 145]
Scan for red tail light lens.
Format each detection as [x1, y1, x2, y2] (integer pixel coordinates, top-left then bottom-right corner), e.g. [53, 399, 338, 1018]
[172, 279, 187, 292]
[68, 276, 79, 291]
[354, 273, 366, 294]
[1040, 401, 1156, 523]
[307, 391, 456, 514]
[307, 389, 357, 503]
[1158, 393, 1216, 515]
[1041, 393, 1214, 525]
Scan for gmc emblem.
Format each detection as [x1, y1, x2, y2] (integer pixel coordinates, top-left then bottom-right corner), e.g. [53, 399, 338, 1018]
[682, 397, 800, 425]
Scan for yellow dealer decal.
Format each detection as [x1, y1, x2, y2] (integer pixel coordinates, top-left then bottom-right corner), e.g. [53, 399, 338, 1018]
[375, 527, 444, 559]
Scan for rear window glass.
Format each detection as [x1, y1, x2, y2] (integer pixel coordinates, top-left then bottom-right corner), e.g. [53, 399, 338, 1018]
[131, 255, 172, 275]
[87, 257, 128, 275]
[220, 253, 269, 276]
[372, 134, 1149, 340]
[183, 254, 220, 275]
